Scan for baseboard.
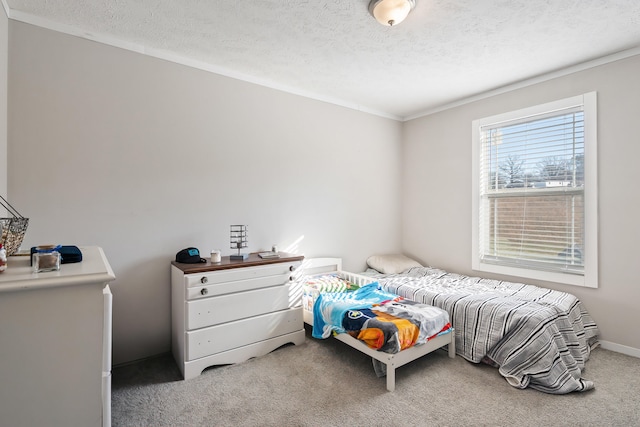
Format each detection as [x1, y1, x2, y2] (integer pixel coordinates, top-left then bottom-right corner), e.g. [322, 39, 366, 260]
[113, 342, 639, 369]
[598, 340, 640, 358]
[113, 351, 172, 369]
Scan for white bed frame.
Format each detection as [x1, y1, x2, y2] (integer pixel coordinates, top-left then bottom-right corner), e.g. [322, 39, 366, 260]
[297, 258, 455, 392]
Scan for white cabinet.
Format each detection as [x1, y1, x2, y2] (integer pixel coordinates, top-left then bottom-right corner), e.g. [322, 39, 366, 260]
[0, 246, 115, 427]
[171, 253, 305, 380]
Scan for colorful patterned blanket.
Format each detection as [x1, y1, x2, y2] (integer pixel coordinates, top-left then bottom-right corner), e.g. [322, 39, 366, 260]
[312, 282, 450, 354]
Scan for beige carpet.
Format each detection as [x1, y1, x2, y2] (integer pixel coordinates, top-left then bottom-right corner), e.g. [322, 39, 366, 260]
[112, 327, 640, 426]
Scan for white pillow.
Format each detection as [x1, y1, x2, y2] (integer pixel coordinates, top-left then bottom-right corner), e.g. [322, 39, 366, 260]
[366, 254, 422, 274]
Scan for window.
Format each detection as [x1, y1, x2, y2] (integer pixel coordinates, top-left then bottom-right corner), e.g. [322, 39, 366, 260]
[472, 93, 597, 288]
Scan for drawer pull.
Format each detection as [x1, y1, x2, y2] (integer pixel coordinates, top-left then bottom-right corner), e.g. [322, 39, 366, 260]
[201, 288, 208, 296]
[289, 265, 296, 272]
[201, 276, 208, 284]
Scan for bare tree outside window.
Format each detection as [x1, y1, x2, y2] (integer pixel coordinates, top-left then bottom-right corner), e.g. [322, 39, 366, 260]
[500, 155, 525, 187]
[537, 156, 572, 182]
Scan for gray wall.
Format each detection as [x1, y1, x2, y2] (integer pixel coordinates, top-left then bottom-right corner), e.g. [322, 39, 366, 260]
[402, 54, 640, 353]
[7, 22, 402, 365]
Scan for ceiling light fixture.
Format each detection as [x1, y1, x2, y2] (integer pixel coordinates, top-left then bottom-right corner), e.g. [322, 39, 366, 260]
[368, 0, 416, 27]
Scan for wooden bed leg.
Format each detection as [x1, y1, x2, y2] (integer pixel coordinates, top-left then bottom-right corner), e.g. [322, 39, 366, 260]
[386, 365, 396, 392]
[448, 330, 456, 358]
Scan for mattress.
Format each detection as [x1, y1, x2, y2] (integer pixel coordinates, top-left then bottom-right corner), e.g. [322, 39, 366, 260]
[365, 266, 599, 394]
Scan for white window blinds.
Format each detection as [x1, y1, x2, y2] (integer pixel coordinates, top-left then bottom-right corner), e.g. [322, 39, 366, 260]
[479, 107, 585, 274]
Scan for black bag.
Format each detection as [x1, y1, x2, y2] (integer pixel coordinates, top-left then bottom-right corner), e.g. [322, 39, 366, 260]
[30, 245, 83, 266]
[176, 247, 206, 264]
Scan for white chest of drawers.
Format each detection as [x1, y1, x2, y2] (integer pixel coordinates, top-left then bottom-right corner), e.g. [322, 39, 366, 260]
[171, 252, 305, 380]
[0, 246, 115, 427]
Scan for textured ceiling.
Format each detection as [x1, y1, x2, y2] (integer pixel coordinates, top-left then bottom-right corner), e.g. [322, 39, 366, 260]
[5, 0, 640, 120]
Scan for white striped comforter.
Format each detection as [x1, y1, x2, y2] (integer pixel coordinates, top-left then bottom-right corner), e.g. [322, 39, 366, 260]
[368, 267, 599, 394]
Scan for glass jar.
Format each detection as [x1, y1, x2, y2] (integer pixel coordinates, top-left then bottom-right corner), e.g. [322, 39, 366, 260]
[33, 245, 61, 273]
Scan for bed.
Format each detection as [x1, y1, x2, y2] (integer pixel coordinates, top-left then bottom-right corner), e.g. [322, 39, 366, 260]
[297, 258, 455, 392]
[362, 254, 600, 394]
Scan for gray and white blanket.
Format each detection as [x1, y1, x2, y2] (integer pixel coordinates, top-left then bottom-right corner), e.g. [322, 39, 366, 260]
[366, 267, 599, 394]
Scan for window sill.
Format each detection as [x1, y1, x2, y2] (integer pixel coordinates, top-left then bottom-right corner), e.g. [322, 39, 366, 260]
[472, 260, 597, 288]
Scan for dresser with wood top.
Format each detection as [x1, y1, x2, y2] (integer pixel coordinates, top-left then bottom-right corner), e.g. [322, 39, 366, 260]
[171, 252, 305, 380]
[0, 246, 115, 427]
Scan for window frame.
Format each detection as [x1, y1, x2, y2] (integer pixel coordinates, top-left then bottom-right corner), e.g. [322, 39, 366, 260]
[471, 92, 598, 288]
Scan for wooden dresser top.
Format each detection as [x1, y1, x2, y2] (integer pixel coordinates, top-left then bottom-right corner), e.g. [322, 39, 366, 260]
[171, 252, 304, 274]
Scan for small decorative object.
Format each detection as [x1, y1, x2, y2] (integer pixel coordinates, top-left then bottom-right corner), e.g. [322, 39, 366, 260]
[272, 244, 278, 253]
[258, 251, 280, 259]
[0, 243, 7, 273]
[210, 249, 221, 263]
[33, 244, 61, 273]
[230, 225, 249, 260]
[0, 195, 29, 256]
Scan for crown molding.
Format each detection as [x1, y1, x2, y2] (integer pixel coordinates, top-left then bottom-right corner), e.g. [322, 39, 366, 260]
[4, 8, 402, 121]
[3, 5, 638, 123]
[403, 46, 640, 121]
[1, 1, 9, 19]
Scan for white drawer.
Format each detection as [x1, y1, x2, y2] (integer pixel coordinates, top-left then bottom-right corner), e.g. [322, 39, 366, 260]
[187, 272, 291, 300]
[186, 283, 297, 330]
[185, 261, 301, 288]
[186, 307, 302, 361]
